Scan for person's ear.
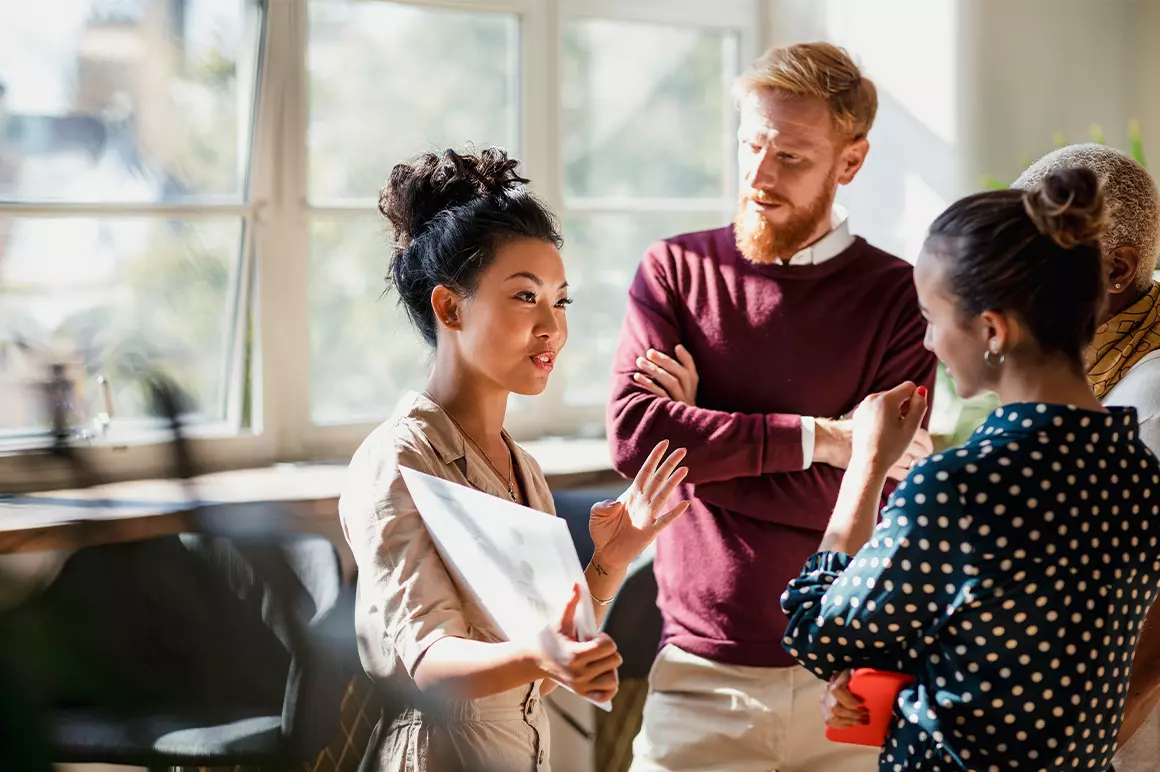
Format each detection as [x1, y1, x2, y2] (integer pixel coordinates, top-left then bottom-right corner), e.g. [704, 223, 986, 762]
[431, 285, 461, 331]
[1108, 245, 1140, 294]
[836, 137, 869, 186]
[978, 309, 1016, 358]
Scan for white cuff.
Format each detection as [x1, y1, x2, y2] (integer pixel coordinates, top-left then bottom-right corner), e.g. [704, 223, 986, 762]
[801, 416, 816, 470]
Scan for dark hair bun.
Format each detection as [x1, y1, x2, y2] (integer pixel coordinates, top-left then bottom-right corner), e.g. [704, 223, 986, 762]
[376, 146, 561, 347]
[1022, 166, 1106, 249]
[379, 147, 528, 253]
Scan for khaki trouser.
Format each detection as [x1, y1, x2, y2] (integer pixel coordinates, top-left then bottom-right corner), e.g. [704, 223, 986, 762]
[630, 645, 881, 772]
[1116, 708, 1160, 772]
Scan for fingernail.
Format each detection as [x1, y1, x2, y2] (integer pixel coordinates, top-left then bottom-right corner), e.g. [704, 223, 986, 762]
[916, 386, 928, 398]
[636, 357, 647, 366]
[861, 715, 870, 725]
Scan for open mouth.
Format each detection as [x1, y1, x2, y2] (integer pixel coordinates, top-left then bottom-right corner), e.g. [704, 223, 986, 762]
[530, 351, 556, 371]
[750, 197, 785, 212]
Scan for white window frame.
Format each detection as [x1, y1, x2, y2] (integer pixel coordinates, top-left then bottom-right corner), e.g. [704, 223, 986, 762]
[549, 0, 760, 432]
[0, 0, 762, 488]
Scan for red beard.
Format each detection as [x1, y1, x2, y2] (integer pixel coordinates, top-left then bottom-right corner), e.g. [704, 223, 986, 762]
[733, 174, 837, 264]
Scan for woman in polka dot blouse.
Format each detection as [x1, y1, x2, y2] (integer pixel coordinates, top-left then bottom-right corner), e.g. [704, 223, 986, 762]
[781, 167, 1160, 772]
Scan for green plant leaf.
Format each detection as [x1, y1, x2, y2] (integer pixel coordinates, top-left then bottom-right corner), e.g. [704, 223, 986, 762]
[981, 174, 1008, 190]
[1129, 119, 1147, 167]
[1002, 122, 1148, 188]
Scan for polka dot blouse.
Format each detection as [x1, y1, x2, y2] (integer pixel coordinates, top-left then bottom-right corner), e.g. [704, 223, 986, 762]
[781, 403, 1160, 771]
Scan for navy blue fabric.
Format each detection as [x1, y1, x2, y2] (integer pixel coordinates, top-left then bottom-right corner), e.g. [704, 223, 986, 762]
[783, 404, 1160, 771]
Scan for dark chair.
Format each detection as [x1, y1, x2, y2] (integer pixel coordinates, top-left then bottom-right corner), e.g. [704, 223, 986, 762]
[600, 552, 662, 680]
[0, 531, 353, 771]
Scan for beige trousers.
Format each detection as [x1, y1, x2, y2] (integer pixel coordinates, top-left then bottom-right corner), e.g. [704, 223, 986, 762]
[1116, 708, 1160, 772]
[630, 645, 881, 772]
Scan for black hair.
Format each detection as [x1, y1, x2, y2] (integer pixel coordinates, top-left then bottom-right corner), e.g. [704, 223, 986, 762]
[379, 147, 563, 346]
[925, 167, 1107, 366]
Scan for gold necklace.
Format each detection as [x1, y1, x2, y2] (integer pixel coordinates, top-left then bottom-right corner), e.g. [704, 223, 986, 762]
[423, 392, 517, 502]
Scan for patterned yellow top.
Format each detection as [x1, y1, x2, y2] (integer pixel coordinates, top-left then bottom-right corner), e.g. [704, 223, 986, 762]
[1089, 281, 1160, 398]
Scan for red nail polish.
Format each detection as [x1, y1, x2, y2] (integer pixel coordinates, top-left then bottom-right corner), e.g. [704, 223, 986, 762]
[916, 386, 928, 398]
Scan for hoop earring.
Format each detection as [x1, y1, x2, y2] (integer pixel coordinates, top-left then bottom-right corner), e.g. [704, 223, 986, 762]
[984, 349, 1006, 368]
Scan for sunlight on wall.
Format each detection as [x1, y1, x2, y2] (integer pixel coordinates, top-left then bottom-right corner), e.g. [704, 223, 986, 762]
[898, 172, 947, 263]
[821, 0, 958, 146]
[760, 0, 965, 258]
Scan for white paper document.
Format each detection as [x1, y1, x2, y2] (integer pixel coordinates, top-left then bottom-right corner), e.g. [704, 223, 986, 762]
[400, 465, 612, 711]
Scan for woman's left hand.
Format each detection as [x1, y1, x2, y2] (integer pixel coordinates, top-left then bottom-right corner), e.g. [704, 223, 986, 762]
[589, 440, 690, 572]
[851, 382, 929, 476]
[822, 670, 868, 729]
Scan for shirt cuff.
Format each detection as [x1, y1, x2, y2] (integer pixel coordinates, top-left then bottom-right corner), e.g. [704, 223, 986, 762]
[800, 550, 854, 576]
[801, 416, 816, 470]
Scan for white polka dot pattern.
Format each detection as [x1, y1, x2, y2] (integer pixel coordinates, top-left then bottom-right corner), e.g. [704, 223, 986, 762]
[781, 404, 1160, 771]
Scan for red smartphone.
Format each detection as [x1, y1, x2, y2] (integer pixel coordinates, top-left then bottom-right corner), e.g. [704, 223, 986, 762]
[825, 669, 915, 747]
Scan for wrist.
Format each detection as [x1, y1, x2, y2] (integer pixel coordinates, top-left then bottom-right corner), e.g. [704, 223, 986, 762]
[848, 449, 890, 482]
[516, 638, 556, 684]
[589, 552, 630, 580]
[813, 418, 848, 467]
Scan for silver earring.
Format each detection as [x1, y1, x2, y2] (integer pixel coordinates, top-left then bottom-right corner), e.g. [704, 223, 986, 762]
[1115, 283, 1123, 289]
[984, 349, 1005, 368]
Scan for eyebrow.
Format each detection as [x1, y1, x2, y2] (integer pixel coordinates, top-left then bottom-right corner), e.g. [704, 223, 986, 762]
[505, 272, 568, 289]
[738, 127, 815, 151]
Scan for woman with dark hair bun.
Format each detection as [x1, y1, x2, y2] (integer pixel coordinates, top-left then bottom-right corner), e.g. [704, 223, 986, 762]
[781, 167, 1160, 771]
[339, 148, 690, 771]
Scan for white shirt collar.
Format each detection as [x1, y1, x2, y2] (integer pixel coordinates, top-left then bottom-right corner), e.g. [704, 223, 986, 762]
[776, 206, 853, 266]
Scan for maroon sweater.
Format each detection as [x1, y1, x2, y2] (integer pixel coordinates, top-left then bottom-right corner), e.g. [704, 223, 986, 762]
[606, 226, 937, 668]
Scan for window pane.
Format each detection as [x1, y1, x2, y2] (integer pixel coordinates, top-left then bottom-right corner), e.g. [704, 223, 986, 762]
[308, 1, 518, 202]
[0, 216, 243, 434]
[309, 217, 429, 425]
[558, 212, 727, 408]
[0, 0, 260, 203]
[562, 19, 738, 200]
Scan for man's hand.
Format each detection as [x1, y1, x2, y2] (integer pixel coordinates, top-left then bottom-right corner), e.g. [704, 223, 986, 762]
[814, 417, 856, 469]
[632, 345, 699, 406]
[815, 418, 932, 480]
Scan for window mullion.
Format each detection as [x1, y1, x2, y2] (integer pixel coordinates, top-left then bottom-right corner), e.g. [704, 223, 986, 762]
[0, 203, 254, 218]
[222, 219, 256, 430]
[251, 0, 312, 460]
[562, 0, 757, 29]
[513, 0, 569, 432]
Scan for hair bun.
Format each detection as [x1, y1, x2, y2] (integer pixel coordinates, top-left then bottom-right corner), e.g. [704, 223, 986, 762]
[378, 147, 528, 253]
[1022, 166, 1106, 249]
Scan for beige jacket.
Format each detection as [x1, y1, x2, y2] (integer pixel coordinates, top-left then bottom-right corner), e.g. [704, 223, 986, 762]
[339, 391, 558, 772]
